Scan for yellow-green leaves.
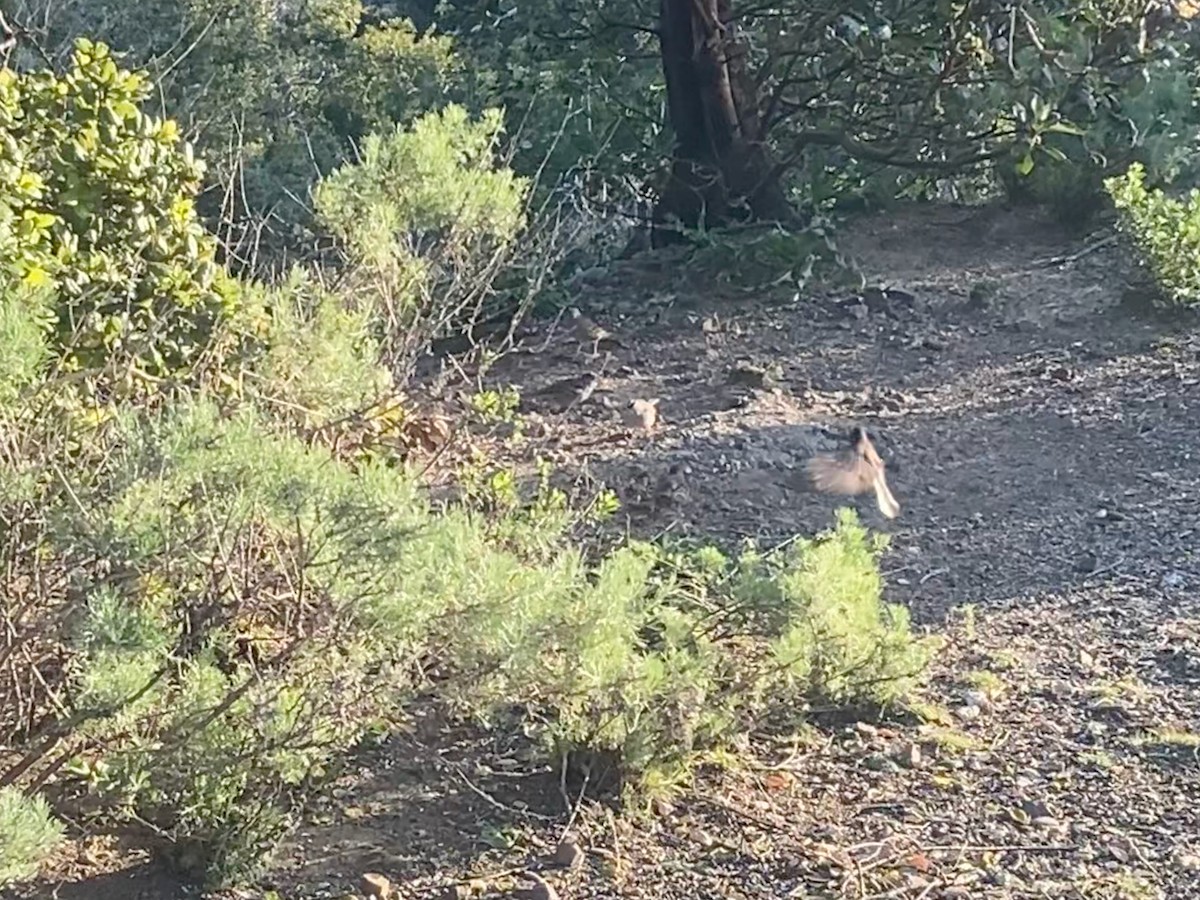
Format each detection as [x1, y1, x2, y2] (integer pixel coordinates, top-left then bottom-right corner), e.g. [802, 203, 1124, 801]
[0, 40, 251, 394]
[1107, 162, 1200, 307]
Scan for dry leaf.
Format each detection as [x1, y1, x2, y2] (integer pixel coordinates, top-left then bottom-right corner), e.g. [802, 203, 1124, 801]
[905, 852, 933, 873]
[762, 771, 792, 792]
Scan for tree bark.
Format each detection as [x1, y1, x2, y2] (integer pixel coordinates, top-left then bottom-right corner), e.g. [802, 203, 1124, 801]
[652, 0, 796, 247]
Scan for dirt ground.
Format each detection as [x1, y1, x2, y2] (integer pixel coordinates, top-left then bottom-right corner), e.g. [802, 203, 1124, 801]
[9, 203, 1200, 900]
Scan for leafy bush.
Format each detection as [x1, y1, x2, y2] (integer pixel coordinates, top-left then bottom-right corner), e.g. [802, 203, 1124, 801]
[1106, 162, 1200, 308]
[1, 374, 933, 884]
[765, 510, 928, 704]
[0, 787, 64, 888]
[0, 39, 257, 390]
[252, 267, 391, 424]
[37, 400, 428, 884]
[31, 0, 460, 264]
[448, 508, 935, 800]
[0, 280, 54, 412]
[314, 104, 530, 378]
[996, 16, 1200, 225]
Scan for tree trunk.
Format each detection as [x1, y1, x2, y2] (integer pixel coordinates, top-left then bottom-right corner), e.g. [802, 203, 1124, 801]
[652, 0, 796, 247]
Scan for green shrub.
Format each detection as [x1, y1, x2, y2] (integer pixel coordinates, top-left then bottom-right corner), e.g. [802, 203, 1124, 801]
[314, 104, 530, 377]
[0, 382, 934, 885]
[34, 0, 460, 262]
[766, 509, 929, 705]
[47, 401, 428, 884]
[0, 280, 54, 412]
[0, 787, 64, 887]
[0, 39, 258, 390]
[0, 389, 935, 887]
[252, 267, 392, 428]
[1106, 162, 1200, 307]
[447, 508, 935, 800]
[985, 5, 1200, 222]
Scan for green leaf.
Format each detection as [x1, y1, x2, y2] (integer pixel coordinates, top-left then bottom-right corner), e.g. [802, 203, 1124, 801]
[1044, 121, 1087, 137]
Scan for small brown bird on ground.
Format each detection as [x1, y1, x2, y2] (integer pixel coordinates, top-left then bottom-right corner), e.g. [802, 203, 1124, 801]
[805, 426, 900, 519]
[570, 307, 619, 357]
[620, 397, 660, 432]
[529, 372, 600, 414]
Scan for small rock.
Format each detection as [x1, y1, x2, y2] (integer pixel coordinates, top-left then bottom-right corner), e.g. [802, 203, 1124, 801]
[552, 839, 585, 871]
[690, 828, 716, 848]
[360, 872, 392, 899]
[895, 742, 922, 768]
[652, 796, 676, 818]
[434, 886, 467, 900]
[513, 872, 559, 900]
[1021, 800, 1052, 820]
[1106, 835, 1139, 864]
[1177, 852, 1200, 872]
[864, 753, 900, 773]
[955, 704, 981, 721]
[962, 690, 989, 710]
[1163, 570, 1186, 589]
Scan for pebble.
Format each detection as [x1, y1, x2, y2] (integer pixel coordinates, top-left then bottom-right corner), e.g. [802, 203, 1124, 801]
[652, 797, 676, 818]
[552, 839, 585, 871]
[1033, 816, 1064, 832]
[360, 873, 392, 899]
[895, 742, 922, 768]
[514, 873, 559, 900]
[1177, 852, 1200, 871]
[962, 689, 989, 710]
[1021, 800, 1052, 820]
[865, 753, 901, 772]
[1106, 836, 1139, 864]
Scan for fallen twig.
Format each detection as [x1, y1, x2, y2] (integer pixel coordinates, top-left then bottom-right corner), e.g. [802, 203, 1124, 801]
[451, 763, 557, 823]
[1032, 233, 1118, 269]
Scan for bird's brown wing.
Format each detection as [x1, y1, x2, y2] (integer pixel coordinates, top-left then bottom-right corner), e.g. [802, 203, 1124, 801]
[805, 453, 874, 496]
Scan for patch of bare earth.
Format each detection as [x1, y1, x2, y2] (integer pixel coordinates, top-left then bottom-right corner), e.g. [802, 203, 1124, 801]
[11, 204, 1200, 900]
